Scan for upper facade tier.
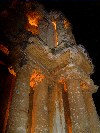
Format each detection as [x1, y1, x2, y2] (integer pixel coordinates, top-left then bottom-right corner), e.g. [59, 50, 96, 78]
[1, 2, 93, 75]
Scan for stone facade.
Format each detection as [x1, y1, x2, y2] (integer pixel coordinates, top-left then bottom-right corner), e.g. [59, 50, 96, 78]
[5, 6, 100, 133]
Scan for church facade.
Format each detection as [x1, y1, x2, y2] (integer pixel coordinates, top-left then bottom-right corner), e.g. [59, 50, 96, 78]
[2, 3, 100, 133]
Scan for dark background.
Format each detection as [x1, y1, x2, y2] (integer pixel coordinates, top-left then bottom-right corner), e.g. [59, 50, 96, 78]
[0, 0, 100, 118]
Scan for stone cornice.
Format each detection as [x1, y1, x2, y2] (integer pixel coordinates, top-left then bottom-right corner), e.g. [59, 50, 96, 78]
[25, 42, 93, 75]
[25, 43, 97, 93]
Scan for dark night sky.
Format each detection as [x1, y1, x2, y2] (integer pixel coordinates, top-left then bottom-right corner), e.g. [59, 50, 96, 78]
[0, 0, 100, 115]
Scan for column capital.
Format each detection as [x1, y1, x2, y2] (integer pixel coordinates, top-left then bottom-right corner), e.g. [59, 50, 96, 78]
[54, 63, 97, 93]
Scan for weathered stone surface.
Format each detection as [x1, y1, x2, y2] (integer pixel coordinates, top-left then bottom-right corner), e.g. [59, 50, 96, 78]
[5, 2, 100, 133]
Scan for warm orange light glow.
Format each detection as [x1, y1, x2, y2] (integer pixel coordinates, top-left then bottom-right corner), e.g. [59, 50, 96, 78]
[59, 78, 67, 92]
[27, 12, 41, 27]
[52, 21, 57, 30]
[0, 44, 9, 55]
[30, 69, 44, 89]
[80, 81, 89, 91]
[31, 107, 35, 133]
[64, 19, 70, 29]
[8, 66, 16, 76]
[67, 117, 72, 133]
[26, 11, 42, 35]
[52, 21, 58, 46]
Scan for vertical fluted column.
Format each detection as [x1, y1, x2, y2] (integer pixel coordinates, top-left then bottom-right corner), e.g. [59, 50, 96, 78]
[49, 83, 66, 133]
[7, 66, 31, 133]
[31, 78, 49, 133]
[83, 91, 100, 133]
[67, 78, 90, 133]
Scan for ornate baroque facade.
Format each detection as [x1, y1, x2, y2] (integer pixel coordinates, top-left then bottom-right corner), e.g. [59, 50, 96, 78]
[3, 4, 100, 133]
